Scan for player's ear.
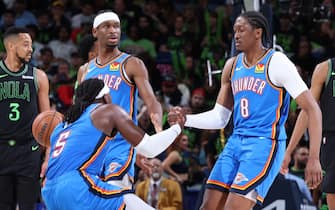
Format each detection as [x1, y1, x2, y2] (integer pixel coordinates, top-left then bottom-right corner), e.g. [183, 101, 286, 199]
[92, 28, 98, 38]
[255, 28, 262, 41]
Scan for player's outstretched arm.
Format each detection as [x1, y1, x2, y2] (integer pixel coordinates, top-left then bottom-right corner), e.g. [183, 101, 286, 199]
[92, 104, 185, 158]
[168, 57, 236, 129]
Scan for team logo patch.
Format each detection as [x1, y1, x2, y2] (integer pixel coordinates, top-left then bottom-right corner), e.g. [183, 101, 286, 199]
[110, 62, 120, 71]
[109, 162, 121, 173]
[234, 172, 249, 184]
[255, 63, 264, 73]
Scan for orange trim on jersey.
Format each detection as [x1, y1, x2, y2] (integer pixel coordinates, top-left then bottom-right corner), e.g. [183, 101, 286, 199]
[263, 54, 284, 139]
[231, 140, 276, 190]
[119, 57, 134, 86]
[80, 136, 110, 170]
[128, 86, 135, 118]
[78, 136, 133, 196]
[230, 55, 239, 79]
[257, 195, 264, 203]
[80, 170, 131, 195]
[118, 203, 126, 210]
[93, 53, 125, 69]
[271, 90, 283, 139]
[102, 146, 135, 180]
[241, 49, 272, 69]
[207, 179, 230, 189]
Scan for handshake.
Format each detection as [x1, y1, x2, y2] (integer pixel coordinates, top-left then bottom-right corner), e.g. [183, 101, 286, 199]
[167, 106, 187, 129]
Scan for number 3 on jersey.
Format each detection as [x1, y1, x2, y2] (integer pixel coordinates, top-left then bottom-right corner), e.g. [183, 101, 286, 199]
[9, 102, 20, 121]
[240, 98, 249, 118]
[52, 131, 70, 158]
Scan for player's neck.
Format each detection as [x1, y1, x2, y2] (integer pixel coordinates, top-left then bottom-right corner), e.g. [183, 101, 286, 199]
[243, 47, 267, 67]
[3, 56, 24, 72]
[97, 48, 121, 65]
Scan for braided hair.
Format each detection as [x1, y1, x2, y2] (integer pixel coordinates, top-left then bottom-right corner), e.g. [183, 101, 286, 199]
[239, 11, 270, 47]
[64, 78, 104, 123]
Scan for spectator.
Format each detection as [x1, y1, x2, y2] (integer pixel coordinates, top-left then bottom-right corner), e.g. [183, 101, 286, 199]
[289, 145, 309, 180]
[158, 73, 190, 109]
[136, 158, 183, 210]
[12, 0, 37, 27]
[35, 11, 53, 44]
[48, 25, 77, 62]
[190, 88, 207, 114]
[71, 0, 95, 29]
[162, 134, 189, 185]
[49, 0, 71, 34]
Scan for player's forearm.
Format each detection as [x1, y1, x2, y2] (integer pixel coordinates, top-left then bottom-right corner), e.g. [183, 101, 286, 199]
[147, 101, 163, 132]
[135, 124, 181, 158]
[306, 107, 322, 159]
[185, 103, 231, 129]
[286, 110, 309, 155]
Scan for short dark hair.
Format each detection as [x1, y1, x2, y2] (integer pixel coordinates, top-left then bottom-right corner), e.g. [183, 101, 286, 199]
[3, 27, 30, 40]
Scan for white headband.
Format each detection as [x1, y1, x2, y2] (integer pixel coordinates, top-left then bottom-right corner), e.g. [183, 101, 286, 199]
[93, 12, 120, 28]
[95, 83, 110, 99]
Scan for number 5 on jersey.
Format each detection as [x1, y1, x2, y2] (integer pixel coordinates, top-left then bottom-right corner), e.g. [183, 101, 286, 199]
[52, 131, 70, 158]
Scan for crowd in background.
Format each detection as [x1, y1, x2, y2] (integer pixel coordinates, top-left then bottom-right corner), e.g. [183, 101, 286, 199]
[0, 0, 334, 209]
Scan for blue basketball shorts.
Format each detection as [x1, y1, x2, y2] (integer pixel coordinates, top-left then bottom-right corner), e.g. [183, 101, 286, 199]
[42, 170, 132, 210]
[206, 134, 285, 205]
[102, 137, 136, 182]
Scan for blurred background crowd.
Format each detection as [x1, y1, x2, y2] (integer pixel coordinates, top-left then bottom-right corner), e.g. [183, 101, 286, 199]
[0, 0, 334, 209]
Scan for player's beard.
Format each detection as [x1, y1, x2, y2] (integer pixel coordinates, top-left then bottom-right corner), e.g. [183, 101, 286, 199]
[16, 51, 30, 64]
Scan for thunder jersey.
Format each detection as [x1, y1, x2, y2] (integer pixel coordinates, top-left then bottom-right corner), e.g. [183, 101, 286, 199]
[230, 49, 290, 140]
[320, 58, 335, 133]
[84, 53, 138, 130]
[84, 53, 137, 180]
[0, 60, 38, 144]
[46, 104, 110, 180]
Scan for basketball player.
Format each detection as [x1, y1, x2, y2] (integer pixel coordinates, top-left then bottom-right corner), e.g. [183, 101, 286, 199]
[42, 78, 184, 210]
[282, 58, 335, 209]
[0, 27, 50, 210]
[168, 11, 323, 210]
[77, 11, 162, 186]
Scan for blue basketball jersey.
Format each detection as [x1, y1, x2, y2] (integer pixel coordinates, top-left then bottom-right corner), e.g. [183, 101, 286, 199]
[45, 104, 132, 201]
[84, 53, 137, 181]
[231, 49, 290, 140]
[84, 53, 138, 124]
[47, 104, 109, 180]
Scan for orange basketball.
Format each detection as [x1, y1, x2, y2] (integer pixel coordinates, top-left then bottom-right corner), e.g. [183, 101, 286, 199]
[32, 110, 63, 147]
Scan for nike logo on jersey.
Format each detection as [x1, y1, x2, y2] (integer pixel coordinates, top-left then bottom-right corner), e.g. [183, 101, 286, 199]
[235, 66, 242, 71]
[22, 75, 34, 80]
[0, 74, 8, 78]
[87, 68, 94, 73]
[32, 145, 39, 151]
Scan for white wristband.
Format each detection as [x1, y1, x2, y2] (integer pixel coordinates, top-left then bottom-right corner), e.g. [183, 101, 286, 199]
[135, 124, 181, 158]
[185, 103, 232, 129]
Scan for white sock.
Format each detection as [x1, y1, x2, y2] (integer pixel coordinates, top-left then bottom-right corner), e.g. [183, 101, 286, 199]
[124, 193, 156, 210]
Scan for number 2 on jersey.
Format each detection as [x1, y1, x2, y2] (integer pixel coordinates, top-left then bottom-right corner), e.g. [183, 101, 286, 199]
[240, 98, 249, 118]
[52, 131, 70, 158]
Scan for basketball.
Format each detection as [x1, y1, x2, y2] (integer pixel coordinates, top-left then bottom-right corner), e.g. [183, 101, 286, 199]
[32, 110, 63, 147]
